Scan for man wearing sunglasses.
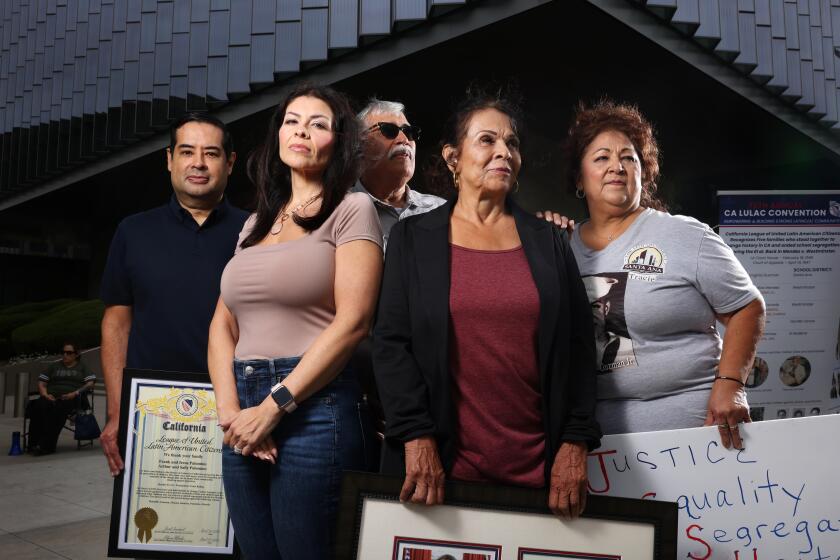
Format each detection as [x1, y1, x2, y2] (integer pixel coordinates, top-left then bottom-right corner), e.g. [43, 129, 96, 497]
[350, 100, 444, 449]
[353, 99, 571, 242]
[353, 99, 445, 247]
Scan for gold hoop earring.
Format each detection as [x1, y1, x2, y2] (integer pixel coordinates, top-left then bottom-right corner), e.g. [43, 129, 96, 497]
[452, 171, 460, 189]
[513, 180, 520, 193]
[575, 187, 586, 199]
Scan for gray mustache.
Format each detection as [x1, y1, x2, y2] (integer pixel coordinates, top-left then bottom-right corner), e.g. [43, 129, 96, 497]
[388, 145, 414, 159]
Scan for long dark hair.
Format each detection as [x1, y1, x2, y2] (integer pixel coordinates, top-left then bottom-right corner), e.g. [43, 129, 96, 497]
[241, 84, 362, 249]
[427, 84, 524, 195]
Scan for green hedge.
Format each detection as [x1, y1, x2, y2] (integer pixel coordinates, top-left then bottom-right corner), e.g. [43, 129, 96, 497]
[0, 312, 44, 338]
[0, 298, 79, 316]
[0, 299, 80, 338]
[6, 300, 104, 357]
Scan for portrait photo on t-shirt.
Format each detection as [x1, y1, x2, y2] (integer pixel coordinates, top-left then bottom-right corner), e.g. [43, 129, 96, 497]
[581, 272, 637, 373]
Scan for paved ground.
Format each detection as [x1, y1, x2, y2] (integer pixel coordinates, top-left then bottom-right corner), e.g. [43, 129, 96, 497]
[0, 393, 116, 559]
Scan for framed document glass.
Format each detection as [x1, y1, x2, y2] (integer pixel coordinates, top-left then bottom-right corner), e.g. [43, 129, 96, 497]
[336, 473, 677, 560]
[108, 369, 235, 558]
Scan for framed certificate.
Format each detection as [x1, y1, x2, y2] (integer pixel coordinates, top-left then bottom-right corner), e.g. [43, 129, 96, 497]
[336, 472, 677, 560]
[108, 369, 235, 558]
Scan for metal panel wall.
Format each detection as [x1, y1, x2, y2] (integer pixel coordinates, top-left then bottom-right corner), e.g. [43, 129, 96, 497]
[10, 0, 837, 204]
[638, 0, 840, 128]
[0, 0, 466, 201]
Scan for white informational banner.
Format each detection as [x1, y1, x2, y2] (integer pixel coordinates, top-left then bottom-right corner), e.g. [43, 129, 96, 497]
[587, 416, 840, 559]
[717, 190, 840, 419]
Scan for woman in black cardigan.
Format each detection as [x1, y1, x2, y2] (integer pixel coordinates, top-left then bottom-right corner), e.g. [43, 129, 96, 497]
[372, 90, 601, 519]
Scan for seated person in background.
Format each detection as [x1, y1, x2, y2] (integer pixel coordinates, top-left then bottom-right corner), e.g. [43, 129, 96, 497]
[28, 342, 95, 455]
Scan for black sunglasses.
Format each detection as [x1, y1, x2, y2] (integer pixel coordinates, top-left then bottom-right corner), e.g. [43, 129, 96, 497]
[368, 122, 421, 142]
[62, 350, 77, 355]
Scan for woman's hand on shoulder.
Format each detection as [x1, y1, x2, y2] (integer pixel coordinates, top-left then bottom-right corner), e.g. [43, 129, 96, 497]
[536, 211, 575, 231]
[401, 436, 445, 506]
[549, 441, 589, 520]
[704, 380, 751, 450]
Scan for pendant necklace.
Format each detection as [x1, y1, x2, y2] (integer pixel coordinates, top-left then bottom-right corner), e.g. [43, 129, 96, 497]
[270, 192, 322, 235]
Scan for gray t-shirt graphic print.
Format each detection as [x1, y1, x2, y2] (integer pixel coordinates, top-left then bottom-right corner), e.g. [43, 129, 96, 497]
[582, 271, 635, 372]
[570, 209, 762, 434]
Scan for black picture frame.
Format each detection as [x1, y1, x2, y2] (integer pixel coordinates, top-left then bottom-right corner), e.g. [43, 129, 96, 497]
[335, 472, 677, 560]
[107, 369, 235, 559]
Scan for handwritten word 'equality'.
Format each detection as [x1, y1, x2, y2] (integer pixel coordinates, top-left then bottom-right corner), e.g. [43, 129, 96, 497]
[676, 469, 805, 520]
[588, 446, 805, 519]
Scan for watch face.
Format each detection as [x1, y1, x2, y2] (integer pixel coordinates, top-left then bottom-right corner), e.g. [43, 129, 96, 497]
[271, 385, 294, 408]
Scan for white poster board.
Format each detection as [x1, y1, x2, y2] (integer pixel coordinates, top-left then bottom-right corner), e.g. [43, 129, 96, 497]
[717, 190, 840, 419]
[587, 415, 840, 559]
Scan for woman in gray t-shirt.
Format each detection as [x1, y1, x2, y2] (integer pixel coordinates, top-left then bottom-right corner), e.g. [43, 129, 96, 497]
[562, 100, 765, 450]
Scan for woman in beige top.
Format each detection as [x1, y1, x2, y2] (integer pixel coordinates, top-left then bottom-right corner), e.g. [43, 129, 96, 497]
[208, 85, 383, 559]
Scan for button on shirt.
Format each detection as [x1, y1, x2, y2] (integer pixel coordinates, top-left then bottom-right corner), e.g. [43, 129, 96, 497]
[351, 182, 445, 248]
[100, 195, 248, 373]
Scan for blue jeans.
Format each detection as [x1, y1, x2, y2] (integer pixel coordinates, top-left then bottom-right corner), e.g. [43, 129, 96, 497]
[222, 357, 375, 559]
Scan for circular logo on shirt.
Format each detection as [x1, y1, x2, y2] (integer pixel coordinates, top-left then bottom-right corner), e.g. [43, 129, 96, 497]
[623, 245, 666, 275]
[175, 394, 199, 417]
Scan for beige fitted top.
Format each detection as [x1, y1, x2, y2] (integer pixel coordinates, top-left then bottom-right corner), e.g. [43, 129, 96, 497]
[220, 192, 383, 359]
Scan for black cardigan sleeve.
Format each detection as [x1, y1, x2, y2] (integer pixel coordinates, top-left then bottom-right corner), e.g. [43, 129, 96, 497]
[372, 221, 437, 443]
[555, 227, 602, 450]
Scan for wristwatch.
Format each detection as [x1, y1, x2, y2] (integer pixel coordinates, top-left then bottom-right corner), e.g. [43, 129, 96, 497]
[270, 383, 298, 413]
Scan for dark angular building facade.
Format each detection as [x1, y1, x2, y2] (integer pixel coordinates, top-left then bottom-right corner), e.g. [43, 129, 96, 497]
[0, 0, 493, 208]
[3, 0, 840, 209]
[607, 0, 840, 152]
[1, 0, 840, 305]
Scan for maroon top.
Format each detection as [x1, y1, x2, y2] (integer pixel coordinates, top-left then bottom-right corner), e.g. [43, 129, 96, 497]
[448, 244, 545, 488]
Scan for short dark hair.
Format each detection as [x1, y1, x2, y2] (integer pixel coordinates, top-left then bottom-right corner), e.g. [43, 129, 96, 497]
[240, 84, 362, 248]
[62, 341, 79, 354]
[169, 112, 234, 157]
[427, 83, 524, 195]
[563, 99, 666, 211]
